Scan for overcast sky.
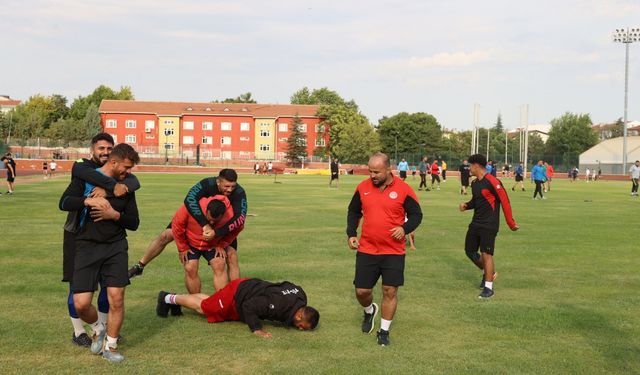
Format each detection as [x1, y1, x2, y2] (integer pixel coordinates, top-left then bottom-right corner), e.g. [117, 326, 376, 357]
[3, 0, 640, 130]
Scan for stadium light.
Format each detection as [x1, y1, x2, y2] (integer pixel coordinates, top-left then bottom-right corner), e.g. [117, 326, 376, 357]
[612, 27, 640, 172]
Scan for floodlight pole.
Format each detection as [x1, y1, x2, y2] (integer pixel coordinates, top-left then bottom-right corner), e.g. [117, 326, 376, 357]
[613, 27, 639, 172]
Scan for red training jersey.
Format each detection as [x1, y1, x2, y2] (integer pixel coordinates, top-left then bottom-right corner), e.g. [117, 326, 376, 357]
[431, 162, 440, 175]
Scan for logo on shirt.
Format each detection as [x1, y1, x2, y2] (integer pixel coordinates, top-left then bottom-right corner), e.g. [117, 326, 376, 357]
[496, 184, 501, 189]
[281, 288, 299, 295]
[389, 191, 398, 199]
[269, 304, 275, 309]
[364, 192, 371, 196]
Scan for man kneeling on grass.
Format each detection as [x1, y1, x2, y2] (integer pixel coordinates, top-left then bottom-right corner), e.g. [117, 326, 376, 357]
[156, 277, 319, 337]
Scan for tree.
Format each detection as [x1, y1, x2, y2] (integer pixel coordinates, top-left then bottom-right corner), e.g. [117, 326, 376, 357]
[546, 112, 598, 155]
[46, 117, 82, 147]
[377, 112, 443, 159]
[290, 87, 358, 111]
[218, 92, 257, 103]
[322, 105, 380, 163]
[493, 113, 504, 133]
[610, 118, 625, 139]
[69, 85, 134, 120]
[285, 114, 308, 165]
[83, 103, 102, 139]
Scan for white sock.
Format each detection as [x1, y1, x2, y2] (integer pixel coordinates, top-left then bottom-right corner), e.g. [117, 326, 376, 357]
[97, 312, 108, 326]
[485, 281, 493, 290]
[91, 321, 104, 336]
[105, 335, 118, 350]
[380, 318, 392, 331]
[364, 304, 374, 314]
[165, 294, 177, 304]
[70, 317, 86, 337]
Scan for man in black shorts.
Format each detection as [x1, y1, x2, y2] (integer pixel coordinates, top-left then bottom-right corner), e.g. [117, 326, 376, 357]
[347, 153, 422, 346]
[59, 144, 140, 362]
[512, 162, 525, 191]
[128, 168, 247, 278]
[459, 154, 518, 299]
[458, 159, 470, 195]
[329, 158, 340, 188]
[2, 153, 16, 194]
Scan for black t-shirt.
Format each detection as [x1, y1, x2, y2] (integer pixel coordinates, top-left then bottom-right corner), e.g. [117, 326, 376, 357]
[458, 163, 470, 180]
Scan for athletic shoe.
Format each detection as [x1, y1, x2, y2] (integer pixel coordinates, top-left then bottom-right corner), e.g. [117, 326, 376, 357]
[71, 332, 91, 347]
[479, 272, 498, 289]
[376, 329, 390, 346]
[157, 291, 170, 318]
[542, 196, 547, 200]
[361, 302, 379, 334]
[90, 329, 106, 354]
[437, 187, 440, 190]
[170, 304, 183, 316]
[128, 263, 144, 279]
[511, 187, 514, 191]
[479, 287, 494, 299]
[102, 347, 125, 363]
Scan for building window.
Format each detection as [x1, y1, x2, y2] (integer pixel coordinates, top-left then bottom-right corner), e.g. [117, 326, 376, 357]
[164, 128, 175, 136]
[240, 122, 250, 131]
[164, 120, 174, 125]
[164, 143, 175, 150]
[315, 138, 326, 147]
[278, 123, 288, 132]
[125, 134, 136, 143]
[106, 119, 117, 128]
[221, 122, 232, 131]
[145, 120, 155, 132]
[183, 121, 194, 130]
[260, 122, 271, 127]
[145, 134, 155, 139]
[110, 134, 117, 143]
[202, 122, 213, 131]
[260, 129, 270, 137]
[221, 136, 232, 145]
[315, 124, 325, 133]
[259, 144, 270, 151]
[202, 136, 212, 144]
[279, 137, 288, 142]
[299, 123, 307, 132]
[183, 136, 194, 145]
[125, 120, 136, 128]
[240, 137, 250, 141]
[298, 138, 307, 146]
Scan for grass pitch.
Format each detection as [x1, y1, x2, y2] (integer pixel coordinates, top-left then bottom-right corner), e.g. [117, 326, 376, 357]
[0, 173, 638, 374]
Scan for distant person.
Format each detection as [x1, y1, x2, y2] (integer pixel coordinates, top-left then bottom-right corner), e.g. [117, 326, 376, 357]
[486, 160, 493, 177]
[441, 160, 447, 181]
[430, 159, 441, 190]
[597, 168, 602, 181]
[585, 168, 591, 183]
[458, 159, 471, 195]
[397, 158, 409, 181]
[267, 161, 273, 175]
[330, 158, 340, 188]
[512, 162, 525, 191]
[531, 160, 547, 199]
[418, 156, 429, 191]
[571, 166, 579, 182]
[347, 152, 422, 346]
[544, 162, 554, 192]
[43, 161, 49, 179]
[459, 154, 518, 299]
[156, 278, 319, 338]
[630, 160, 640, 197]
[1, 153, 16, 195]
[254, 162, 260, 174]
[411, 164, 417, 180]
[49, 159, 58, 178]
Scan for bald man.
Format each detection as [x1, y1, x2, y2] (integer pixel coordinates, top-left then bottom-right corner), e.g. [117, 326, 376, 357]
[346, 152, 423, 346]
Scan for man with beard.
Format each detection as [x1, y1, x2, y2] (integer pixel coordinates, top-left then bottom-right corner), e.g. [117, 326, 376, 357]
[347, 152, 422, 346]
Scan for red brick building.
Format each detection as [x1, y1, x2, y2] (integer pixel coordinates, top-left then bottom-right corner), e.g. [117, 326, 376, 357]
[99, 100, 327, 161]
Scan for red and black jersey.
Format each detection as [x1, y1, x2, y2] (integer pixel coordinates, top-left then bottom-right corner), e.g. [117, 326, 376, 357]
[465, 174, 517, 232]
[347, 175, 422, 255]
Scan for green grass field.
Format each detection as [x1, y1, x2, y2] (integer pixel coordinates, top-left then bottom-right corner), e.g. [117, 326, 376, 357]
[1, 173, 639, 374]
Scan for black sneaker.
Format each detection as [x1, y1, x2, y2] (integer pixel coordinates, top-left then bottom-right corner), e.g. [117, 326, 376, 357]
[157, 291, 170, 317]
[361, 302, 379, 334]
[72, 332, 92, 347]
[128, 263, 144, 279]
[376, 329, 390, 346]
[479, 287, 494, 299]
[170, 304, 183, 316]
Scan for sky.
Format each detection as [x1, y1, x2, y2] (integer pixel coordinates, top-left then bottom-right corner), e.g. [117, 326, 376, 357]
[3, 0, 640, 131]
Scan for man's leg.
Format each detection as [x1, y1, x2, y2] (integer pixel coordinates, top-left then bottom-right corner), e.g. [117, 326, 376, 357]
[225, 247, 240, 282]
[129, 228, 174, 278]
[104, 287, 125, 350]
[380, 285, 398, 329]
[211, 255, 229, 292]
[68, 286, 91, 347]
[184, 259, 202, 294]
[175, 293, 209, 313]
[73, 292, 98, 325]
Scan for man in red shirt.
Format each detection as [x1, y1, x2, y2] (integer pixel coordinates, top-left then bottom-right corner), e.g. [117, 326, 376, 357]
[347, 152, 423, 346]
[544, 162, 554, 192]
[172, 195, 244, 293]
[459, 154, 519, 299]
[430, 159, 441, 190]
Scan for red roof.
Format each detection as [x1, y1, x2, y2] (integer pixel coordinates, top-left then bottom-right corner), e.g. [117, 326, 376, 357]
[99, 100, 321, 118]
[0, 100, 21, 106]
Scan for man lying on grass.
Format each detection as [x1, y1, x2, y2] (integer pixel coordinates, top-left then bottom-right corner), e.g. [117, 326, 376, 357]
[156, 277, 319, 338]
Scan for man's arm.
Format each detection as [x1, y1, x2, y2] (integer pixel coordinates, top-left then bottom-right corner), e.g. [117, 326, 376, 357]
[218, 225, 244, 249]
[73, 160, 140, 196]
[183, 177, 219, 227]
[215, 185, 247, 237]
[59, 178, 89, 211]
[485, 175, 518, 230]
[346, 190, 363, 238]
[171, 206, 191, 253]
[99, 192, 139, 230]
[240, 296, 270, 333]
[401, 194, 422, 234]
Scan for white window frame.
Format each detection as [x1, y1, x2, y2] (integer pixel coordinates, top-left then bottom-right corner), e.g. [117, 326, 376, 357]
[315, 124, 325, 133]
[259, 144, 270, 151]
[299, 123, 307, 132]
[260, 129, 270, 137]
[164, 128, 175, 136]
[202, 122, 213, 131]
[221, 122, 232, 131]
[106, 119, 117, 128]
[278, 123, 288, 132]
[125, 134, 136, 143]
[110, 134, 117, 143]
[164, 142, 175, 150]
[183, 136, 194, 145]
[240, 122, 250, 131]
[183, 121, 194, 130]
[125, 120, 137, 129]
[240, 136, 250, 141]
[221, 136, 232, 145]
[315, 138, 326, 147]
[279, 137, 288, 142]
[202, 136, 213, 144]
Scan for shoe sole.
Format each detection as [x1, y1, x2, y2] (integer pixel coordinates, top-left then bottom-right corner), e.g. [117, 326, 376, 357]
[363, 303, 379, 334]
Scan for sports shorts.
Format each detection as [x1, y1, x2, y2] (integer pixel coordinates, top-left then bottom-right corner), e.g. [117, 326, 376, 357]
[201, 277, 251, 323]
[399, 171, 407, 179]
[72, 238, 130, 293]
[7, 176, 15, 182]
[431, 174, 441, 183]
[464, 225, 498, 256]
[461, 177, 470, 187]
[331, 172, 339, 180]
[354, 252, 405, 289]
[515, 174, 523, 182]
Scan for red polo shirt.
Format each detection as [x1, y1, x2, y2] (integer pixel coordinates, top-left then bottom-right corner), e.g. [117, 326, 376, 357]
[347, 175, 422, 255]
